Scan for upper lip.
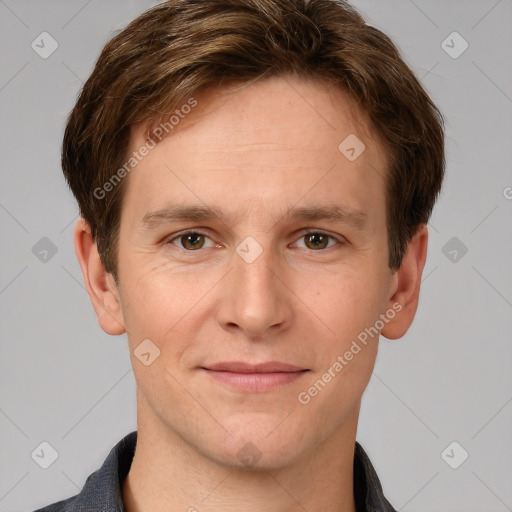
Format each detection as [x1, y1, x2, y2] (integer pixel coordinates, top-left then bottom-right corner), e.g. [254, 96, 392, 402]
[202, 361, 307, 373]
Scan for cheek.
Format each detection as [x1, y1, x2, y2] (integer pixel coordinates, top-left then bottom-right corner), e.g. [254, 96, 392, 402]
[120, 272, 194, 396]
[119, 259, 220, 371]
[309, 266, 387, 345]
[297, 272, 383, 412]
[119, 263, 187, 343]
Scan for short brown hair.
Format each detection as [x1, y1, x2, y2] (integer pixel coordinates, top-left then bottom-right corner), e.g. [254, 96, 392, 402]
[62, 0, 444, 280]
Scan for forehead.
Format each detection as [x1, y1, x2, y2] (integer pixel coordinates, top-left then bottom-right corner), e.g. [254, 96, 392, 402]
[139, 74, 379, 155]
[123, 75, 387, 227]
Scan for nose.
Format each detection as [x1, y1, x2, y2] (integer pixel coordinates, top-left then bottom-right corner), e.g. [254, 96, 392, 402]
[216, 239, 293, 340]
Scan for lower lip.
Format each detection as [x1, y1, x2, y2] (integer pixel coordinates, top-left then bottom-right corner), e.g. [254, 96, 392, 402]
[201, 369, 308, 392]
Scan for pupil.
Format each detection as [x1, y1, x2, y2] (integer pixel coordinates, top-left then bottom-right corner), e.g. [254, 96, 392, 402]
[307, 233, 327, 249]
[184, 233, 203, 249]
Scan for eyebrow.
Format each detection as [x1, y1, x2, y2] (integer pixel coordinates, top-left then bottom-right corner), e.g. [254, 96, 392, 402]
[140, 203, 368, 230]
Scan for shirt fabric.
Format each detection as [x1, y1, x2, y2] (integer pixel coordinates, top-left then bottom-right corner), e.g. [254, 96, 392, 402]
[32, 431, 397, 512]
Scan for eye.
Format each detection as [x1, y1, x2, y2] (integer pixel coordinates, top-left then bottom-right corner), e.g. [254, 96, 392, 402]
[165, 229, 343, 252]
[292, 230, 341, 251]
[167, 231, 217, 251]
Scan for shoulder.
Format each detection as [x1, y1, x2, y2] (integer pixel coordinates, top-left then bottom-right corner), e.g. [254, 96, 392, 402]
[28, 431, 137, 512]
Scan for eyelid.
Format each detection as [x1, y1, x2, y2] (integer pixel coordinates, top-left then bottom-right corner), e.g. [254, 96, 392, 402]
[291, 228, 345, 249]
[165, 228, 345, 251]
[166, 229, 218, 250]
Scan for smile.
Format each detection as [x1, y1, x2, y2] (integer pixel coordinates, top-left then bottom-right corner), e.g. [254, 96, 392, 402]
[200, 361, 310, 392]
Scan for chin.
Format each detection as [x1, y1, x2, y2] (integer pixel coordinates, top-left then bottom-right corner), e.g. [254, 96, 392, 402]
[199, 419, 310, 471]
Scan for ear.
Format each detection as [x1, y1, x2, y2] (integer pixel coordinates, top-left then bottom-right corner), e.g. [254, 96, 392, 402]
[73, 218, 126, 335]
[381, 224, 428, 340]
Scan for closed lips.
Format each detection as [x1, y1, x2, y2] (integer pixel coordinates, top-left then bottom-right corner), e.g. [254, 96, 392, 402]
[202, 361, 308, 373]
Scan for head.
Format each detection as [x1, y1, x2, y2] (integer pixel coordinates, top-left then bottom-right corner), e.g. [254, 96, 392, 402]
[67, 0, 444, 469]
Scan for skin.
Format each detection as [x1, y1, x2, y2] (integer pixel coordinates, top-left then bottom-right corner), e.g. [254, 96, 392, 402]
[74, 74, 428, 512]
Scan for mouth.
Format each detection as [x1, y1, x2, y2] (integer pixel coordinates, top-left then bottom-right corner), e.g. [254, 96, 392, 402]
[199, 361, 310, 392]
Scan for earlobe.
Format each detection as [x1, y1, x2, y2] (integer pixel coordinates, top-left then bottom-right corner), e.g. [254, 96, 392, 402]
[73, 218, 126, 336]
[381, 225, 428, 340]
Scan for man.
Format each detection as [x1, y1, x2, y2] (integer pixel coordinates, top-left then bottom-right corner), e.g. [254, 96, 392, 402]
[33, 0, 444, 510]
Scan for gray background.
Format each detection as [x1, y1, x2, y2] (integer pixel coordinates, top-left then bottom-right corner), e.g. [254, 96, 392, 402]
[1, 1, 511, 511]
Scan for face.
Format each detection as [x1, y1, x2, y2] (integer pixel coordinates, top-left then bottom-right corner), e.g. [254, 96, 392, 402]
[112, 75, 398, 469]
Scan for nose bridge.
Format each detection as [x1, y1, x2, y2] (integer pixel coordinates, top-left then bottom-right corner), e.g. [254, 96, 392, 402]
[218, 233, 291, 337]
[234, 233, 281, 302]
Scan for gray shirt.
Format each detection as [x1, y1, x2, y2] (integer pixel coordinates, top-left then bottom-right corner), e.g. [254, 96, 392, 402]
[32, 431, 397, 512]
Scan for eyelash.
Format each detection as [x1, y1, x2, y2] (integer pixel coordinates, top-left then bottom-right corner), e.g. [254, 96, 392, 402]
[165, 229, 343, 252]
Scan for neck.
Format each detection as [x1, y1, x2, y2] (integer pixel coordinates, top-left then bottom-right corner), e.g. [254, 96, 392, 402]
[123, 393, 359, 512]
